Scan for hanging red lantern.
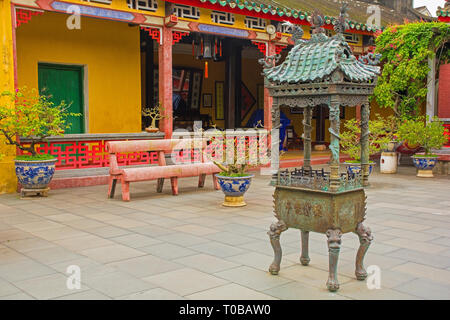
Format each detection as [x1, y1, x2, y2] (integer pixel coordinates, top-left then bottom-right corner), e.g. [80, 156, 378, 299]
[205, 61, 209, 79]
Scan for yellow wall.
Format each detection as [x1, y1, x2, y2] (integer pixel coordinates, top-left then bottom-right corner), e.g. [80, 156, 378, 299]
[16, 12, 142, 133]
[0, 0, 17, 193]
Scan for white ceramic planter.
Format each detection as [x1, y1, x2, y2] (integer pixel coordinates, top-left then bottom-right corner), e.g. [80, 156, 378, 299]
[380, 152, 397, 174]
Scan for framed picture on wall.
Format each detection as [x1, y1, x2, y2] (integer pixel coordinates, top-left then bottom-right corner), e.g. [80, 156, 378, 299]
[257, 84, 264, 110]
[203, 94, 212, 108]
[215, 81, 224, 120]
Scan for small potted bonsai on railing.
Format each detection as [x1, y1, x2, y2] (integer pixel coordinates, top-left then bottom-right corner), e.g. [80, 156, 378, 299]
[340, 116, 392, 175]
[0, 88, 77, 196]
[397, 116, 448, 178]
[142, 103, 165, 133]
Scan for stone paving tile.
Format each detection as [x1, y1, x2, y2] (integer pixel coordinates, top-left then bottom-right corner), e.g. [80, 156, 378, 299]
[63, 218, 108, 230]
[14, 273, 90, 300]
[85, 225, 131, 238]
[29, 227, 90, 242]
[120, 288, 184, 300]
[226, 251, 296, 272]
[337, 281, 420, 300]
[0, 278, 21, 297]
[107, 255, 182, 278]
[140, 243, 197, 260]
[54, 235, 114, 252]
[156, 232, 210, 247]
[429, 237, 450, 247]
[1, 292, 35, 300]
[263, 282, 349, 300]
[173, 224, 220, 236]
[4, 238, 56, 253]
[0, 229, 34, 243]
[189, 241, 246, 258]
[379, 228, 441, 242]
[83, 271, 156, 298]
[0, 246, 30, 265]
[392, 262, 450, 285]
[214, 266, 292, 291]
[80, 244, 146, 264]
[173, 254, 240, 273]
[186, 283, 277, 300]
[393, 279, 450, 300]
[386, 248, 450, 269]
[23, 246, 84, 265]
[382, 238, 447, 255]
[55, 289, 112, 300]
[143, 268, 228, 296]
[0, 259, 57, 282]
[110, 234, 162, 248]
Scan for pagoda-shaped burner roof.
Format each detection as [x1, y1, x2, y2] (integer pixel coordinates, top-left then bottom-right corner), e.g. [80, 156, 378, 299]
[263, 33, 380, 84]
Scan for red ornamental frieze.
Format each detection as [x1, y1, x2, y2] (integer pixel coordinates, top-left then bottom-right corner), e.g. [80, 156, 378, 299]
[15, 8, 43, 28]
[141, 26, 161, 43]
[275, 45, 287, 55]
[251, 41, 267, 55]
[172, 31, 190, 45]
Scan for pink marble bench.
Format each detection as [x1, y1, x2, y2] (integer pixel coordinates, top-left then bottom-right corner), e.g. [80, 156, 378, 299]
[105, 139, 220, 201]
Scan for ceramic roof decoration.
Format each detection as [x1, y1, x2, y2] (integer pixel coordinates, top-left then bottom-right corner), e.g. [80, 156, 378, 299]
[196, 0, 385, 33]
[262, 28, 380, 84]
[437, 0, 450, 17]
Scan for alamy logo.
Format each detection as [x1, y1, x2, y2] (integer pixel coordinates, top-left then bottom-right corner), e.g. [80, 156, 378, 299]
[66, 265, 81, 290]
[66, 5, 81, 30]
[366, 265, 381, 290]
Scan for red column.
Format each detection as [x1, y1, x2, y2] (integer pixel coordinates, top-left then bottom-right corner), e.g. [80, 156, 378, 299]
[356, 105, 361, 121]
[264, 42, 276, 132]
[158, 25, 173, 139]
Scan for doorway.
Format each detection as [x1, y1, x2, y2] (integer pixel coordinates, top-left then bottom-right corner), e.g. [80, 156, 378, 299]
[38, 63, 85, 134]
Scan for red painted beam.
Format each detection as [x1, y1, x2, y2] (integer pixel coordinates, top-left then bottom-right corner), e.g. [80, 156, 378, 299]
[165, 0, 375, 35]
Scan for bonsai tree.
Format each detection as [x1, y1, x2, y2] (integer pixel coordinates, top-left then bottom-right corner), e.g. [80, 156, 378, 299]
[142, 103, 165, 130]
[374, 22, 450, 119]
[0, 87, 77, 159]
[397, 116, 448, 156]
[340, 116, 393, 162]
[209, 121, 265, 176]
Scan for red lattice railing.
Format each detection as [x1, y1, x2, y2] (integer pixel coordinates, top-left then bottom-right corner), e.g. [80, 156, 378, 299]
[19, 138, 202, 170]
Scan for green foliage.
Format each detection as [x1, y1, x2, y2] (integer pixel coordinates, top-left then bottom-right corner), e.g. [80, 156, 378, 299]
[374, 22, 450, 119]
[340, 116, 393, 161]
[0, 87, 80, 157]
[397, 117, 448, 156]
[15, 154, 55, 161]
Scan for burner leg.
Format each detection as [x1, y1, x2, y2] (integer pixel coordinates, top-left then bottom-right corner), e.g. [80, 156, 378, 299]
[300, 230, 311, 266]
[326, 229, 342, 292]
[268, 220, 288, 275]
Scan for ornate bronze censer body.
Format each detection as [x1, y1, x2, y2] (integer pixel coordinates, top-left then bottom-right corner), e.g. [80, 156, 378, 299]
[260, 6, 380, 292]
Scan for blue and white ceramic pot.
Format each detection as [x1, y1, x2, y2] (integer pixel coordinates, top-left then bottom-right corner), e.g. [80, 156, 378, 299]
[216, 174, 254, 207]
[412, 155, 438, 178]
[15, 158, 57, 190]
[344, 162, 374, 176]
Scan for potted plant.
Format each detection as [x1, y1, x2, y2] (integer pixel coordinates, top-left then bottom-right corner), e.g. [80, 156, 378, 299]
[142, 103, 165, 133]
[208, 126, 258, 207]
[380, 115, 400, 174]
[340, 116, 392, 175]
[0, 88, 77, 195]
[397, 116, 448, 177]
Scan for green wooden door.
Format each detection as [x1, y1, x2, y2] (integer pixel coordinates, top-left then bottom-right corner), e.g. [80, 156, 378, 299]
[38, 64, 84, 134]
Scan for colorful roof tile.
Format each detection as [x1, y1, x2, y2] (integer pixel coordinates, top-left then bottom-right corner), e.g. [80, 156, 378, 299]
[263, 32, 380, 84]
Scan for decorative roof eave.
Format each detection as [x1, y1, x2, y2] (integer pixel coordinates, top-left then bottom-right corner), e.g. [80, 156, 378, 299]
[437, 10, 450, 22]
[165, 0, 383, 35]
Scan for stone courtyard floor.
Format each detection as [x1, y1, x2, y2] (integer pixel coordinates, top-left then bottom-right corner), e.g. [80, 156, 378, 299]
[0, 165, 449, 300]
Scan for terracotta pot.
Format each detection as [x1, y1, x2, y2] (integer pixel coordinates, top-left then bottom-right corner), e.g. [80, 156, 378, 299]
[145, 127, 159, 133]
